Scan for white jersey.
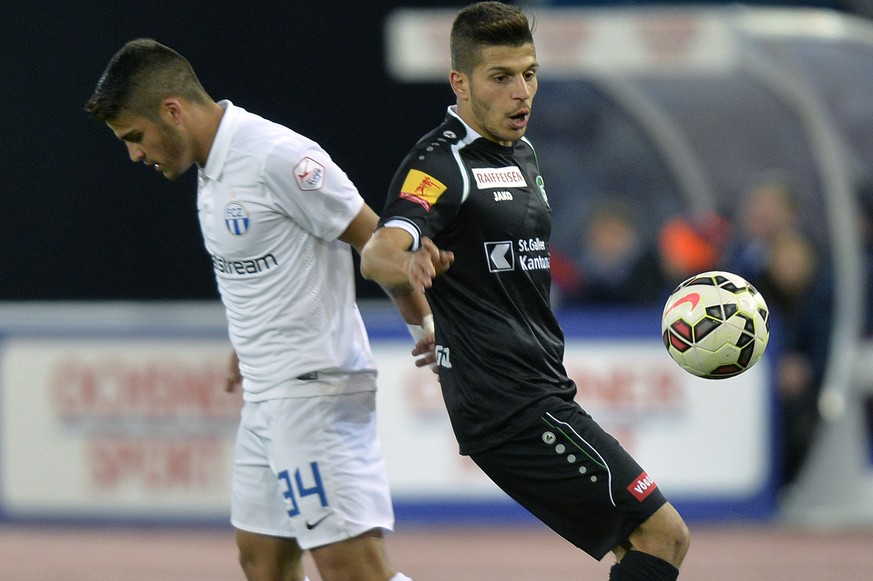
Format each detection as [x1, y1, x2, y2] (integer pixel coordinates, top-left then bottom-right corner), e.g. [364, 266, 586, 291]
[197, 101, 376, 401]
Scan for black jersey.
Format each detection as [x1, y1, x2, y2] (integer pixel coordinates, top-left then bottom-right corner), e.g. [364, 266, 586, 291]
[380, 108, 577, 454]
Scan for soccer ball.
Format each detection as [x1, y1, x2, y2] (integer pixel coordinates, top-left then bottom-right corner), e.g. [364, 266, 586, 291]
[661, 271, 770, 379]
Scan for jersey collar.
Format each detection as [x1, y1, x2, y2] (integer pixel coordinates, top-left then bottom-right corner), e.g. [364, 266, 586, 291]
[447, 106, 482, 147]
[446, 105, 517, 154]
[201, 100, 242, 181]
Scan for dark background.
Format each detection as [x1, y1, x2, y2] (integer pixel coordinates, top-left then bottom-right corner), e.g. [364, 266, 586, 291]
[1, 0, 861, 301]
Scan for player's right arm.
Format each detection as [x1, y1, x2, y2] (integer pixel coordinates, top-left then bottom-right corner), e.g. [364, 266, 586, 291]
[361, 228, 454, 294]
[225, 349, 242, 393]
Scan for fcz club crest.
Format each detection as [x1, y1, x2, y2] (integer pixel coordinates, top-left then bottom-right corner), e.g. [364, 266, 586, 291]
[224, 202, 250, 236]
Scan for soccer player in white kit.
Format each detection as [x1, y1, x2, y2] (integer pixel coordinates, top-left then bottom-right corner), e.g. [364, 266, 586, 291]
[86, 38, 427, 581]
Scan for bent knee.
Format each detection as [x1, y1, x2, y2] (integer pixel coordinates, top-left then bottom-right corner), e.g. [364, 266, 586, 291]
[629, 503, 691, 567]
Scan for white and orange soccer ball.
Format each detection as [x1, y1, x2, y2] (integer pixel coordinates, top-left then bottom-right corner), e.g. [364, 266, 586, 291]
[661, 271, 770, 379]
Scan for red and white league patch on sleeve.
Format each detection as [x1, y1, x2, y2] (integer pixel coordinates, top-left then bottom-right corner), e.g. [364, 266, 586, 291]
[293, 157, 325, 191]
[627, 471, 659, 502]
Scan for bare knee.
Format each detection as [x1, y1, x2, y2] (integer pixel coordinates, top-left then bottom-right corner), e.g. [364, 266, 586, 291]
[623, 503, 691, 568]
[310, 529, 395, 581]
[236, 528, 305, 581]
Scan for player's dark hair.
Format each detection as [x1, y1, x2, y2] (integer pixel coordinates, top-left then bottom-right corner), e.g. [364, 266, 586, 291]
[450, 2, 534, 75]
[85, 38, 210, 122]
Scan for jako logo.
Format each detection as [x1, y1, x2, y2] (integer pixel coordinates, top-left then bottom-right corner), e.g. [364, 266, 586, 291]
[627, 471, 658, 502]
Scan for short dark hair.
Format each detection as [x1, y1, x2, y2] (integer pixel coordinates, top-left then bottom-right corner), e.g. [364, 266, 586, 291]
[450, 2, 534, 75]
[85, 38, 210, 122]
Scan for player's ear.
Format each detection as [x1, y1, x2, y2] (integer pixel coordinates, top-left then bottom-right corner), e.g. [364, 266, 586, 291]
[450, 70, 469, 101]
[161, 98, 184, 125]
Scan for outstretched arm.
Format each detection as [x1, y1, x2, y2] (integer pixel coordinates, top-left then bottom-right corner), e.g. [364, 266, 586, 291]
[360, 227, 454, 294]
[359, 221, 453, 372]
[340, 205, 438, 326]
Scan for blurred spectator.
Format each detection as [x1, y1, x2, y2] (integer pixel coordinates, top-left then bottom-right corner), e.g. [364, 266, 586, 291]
[552, 198, 665, 306]
[721, 174, 835, 489]
[725, 176, 800, 282]
[658, 211, 731, 291]
[753, 227, 833, 490]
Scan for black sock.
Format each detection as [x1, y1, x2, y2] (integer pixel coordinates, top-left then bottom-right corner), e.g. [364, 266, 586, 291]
[608, 550, 679, 581]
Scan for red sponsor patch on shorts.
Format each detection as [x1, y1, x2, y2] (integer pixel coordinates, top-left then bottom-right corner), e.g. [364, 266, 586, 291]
[627, 471, 658, 502]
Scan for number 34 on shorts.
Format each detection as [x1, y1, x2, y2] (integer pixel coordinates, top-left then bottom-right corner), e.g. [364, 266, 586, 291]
[278, 461, 328, 518]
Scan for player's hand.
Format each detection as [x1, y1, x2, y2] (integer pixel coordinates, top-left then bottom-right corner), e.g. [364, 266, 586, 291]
[407, 314, 438, 373]
[411, 336, 439, 374]
[225, 350, 242, 393]
[406, 237, 454, 292]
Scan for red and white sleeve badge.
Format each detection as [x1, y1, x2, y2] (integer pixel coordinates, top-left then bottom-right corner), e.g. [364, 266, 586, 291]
[294, 157, 325, 191]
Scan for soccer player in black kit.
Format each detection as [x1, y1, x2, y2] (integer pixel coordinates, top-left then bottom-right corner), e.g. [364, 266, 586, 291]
[362, 2, 690, 579]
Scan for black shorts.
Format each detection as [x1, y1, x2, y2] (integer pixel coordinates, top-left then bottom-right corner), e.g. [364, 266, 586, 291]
[469, 400, 668, 560]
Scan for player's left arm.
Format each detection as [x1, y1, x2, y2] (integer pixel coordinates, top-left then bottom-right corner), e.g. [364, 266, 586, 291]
[340, 205, 435, 365]
[339, 203, 430, 326]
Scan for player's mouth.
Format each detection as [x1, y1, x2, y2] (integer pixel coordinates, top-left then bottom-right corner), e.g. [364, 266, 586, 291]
[508, 110, 530, 130]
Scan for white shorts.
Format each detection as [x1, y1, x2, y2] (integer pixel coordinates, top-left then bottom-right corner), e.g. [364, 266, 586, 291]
[230, 387, 395, 550]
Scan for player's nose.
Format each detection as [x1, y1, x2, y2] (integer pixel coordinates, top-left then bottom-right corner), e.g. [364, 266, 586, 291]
[125, 142, 145, 163]
[514, 74, 532, 94]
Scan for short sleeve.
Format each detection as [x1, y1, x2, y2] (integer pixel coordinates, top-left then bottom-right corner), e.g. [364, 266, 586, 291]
[380, 155, 463, 248]
[263, 139, 364, 241]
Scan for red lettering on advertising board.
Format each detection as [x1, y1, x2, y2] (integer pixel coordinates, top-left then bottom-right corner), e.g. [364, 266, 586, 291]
[50, 356, 242, 420]
[568, 363, 685, 412]
[636, 16, 698, 63]
[89, 438, 224, 492]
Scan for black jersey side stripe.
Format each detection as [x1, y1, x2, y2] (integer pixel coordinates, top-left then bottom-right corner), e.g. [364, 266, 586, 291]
[543, 412, 617, 507]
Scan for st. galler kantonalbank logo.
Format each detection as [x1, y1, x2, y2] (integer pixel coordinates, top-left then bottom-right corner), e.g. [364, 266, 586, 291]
[484, 240, 515, 272]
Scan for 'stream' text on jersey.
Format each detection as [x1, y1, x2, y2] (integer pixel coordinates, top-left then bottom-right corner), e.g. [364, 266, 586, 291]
[211, 252, 278, 275]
